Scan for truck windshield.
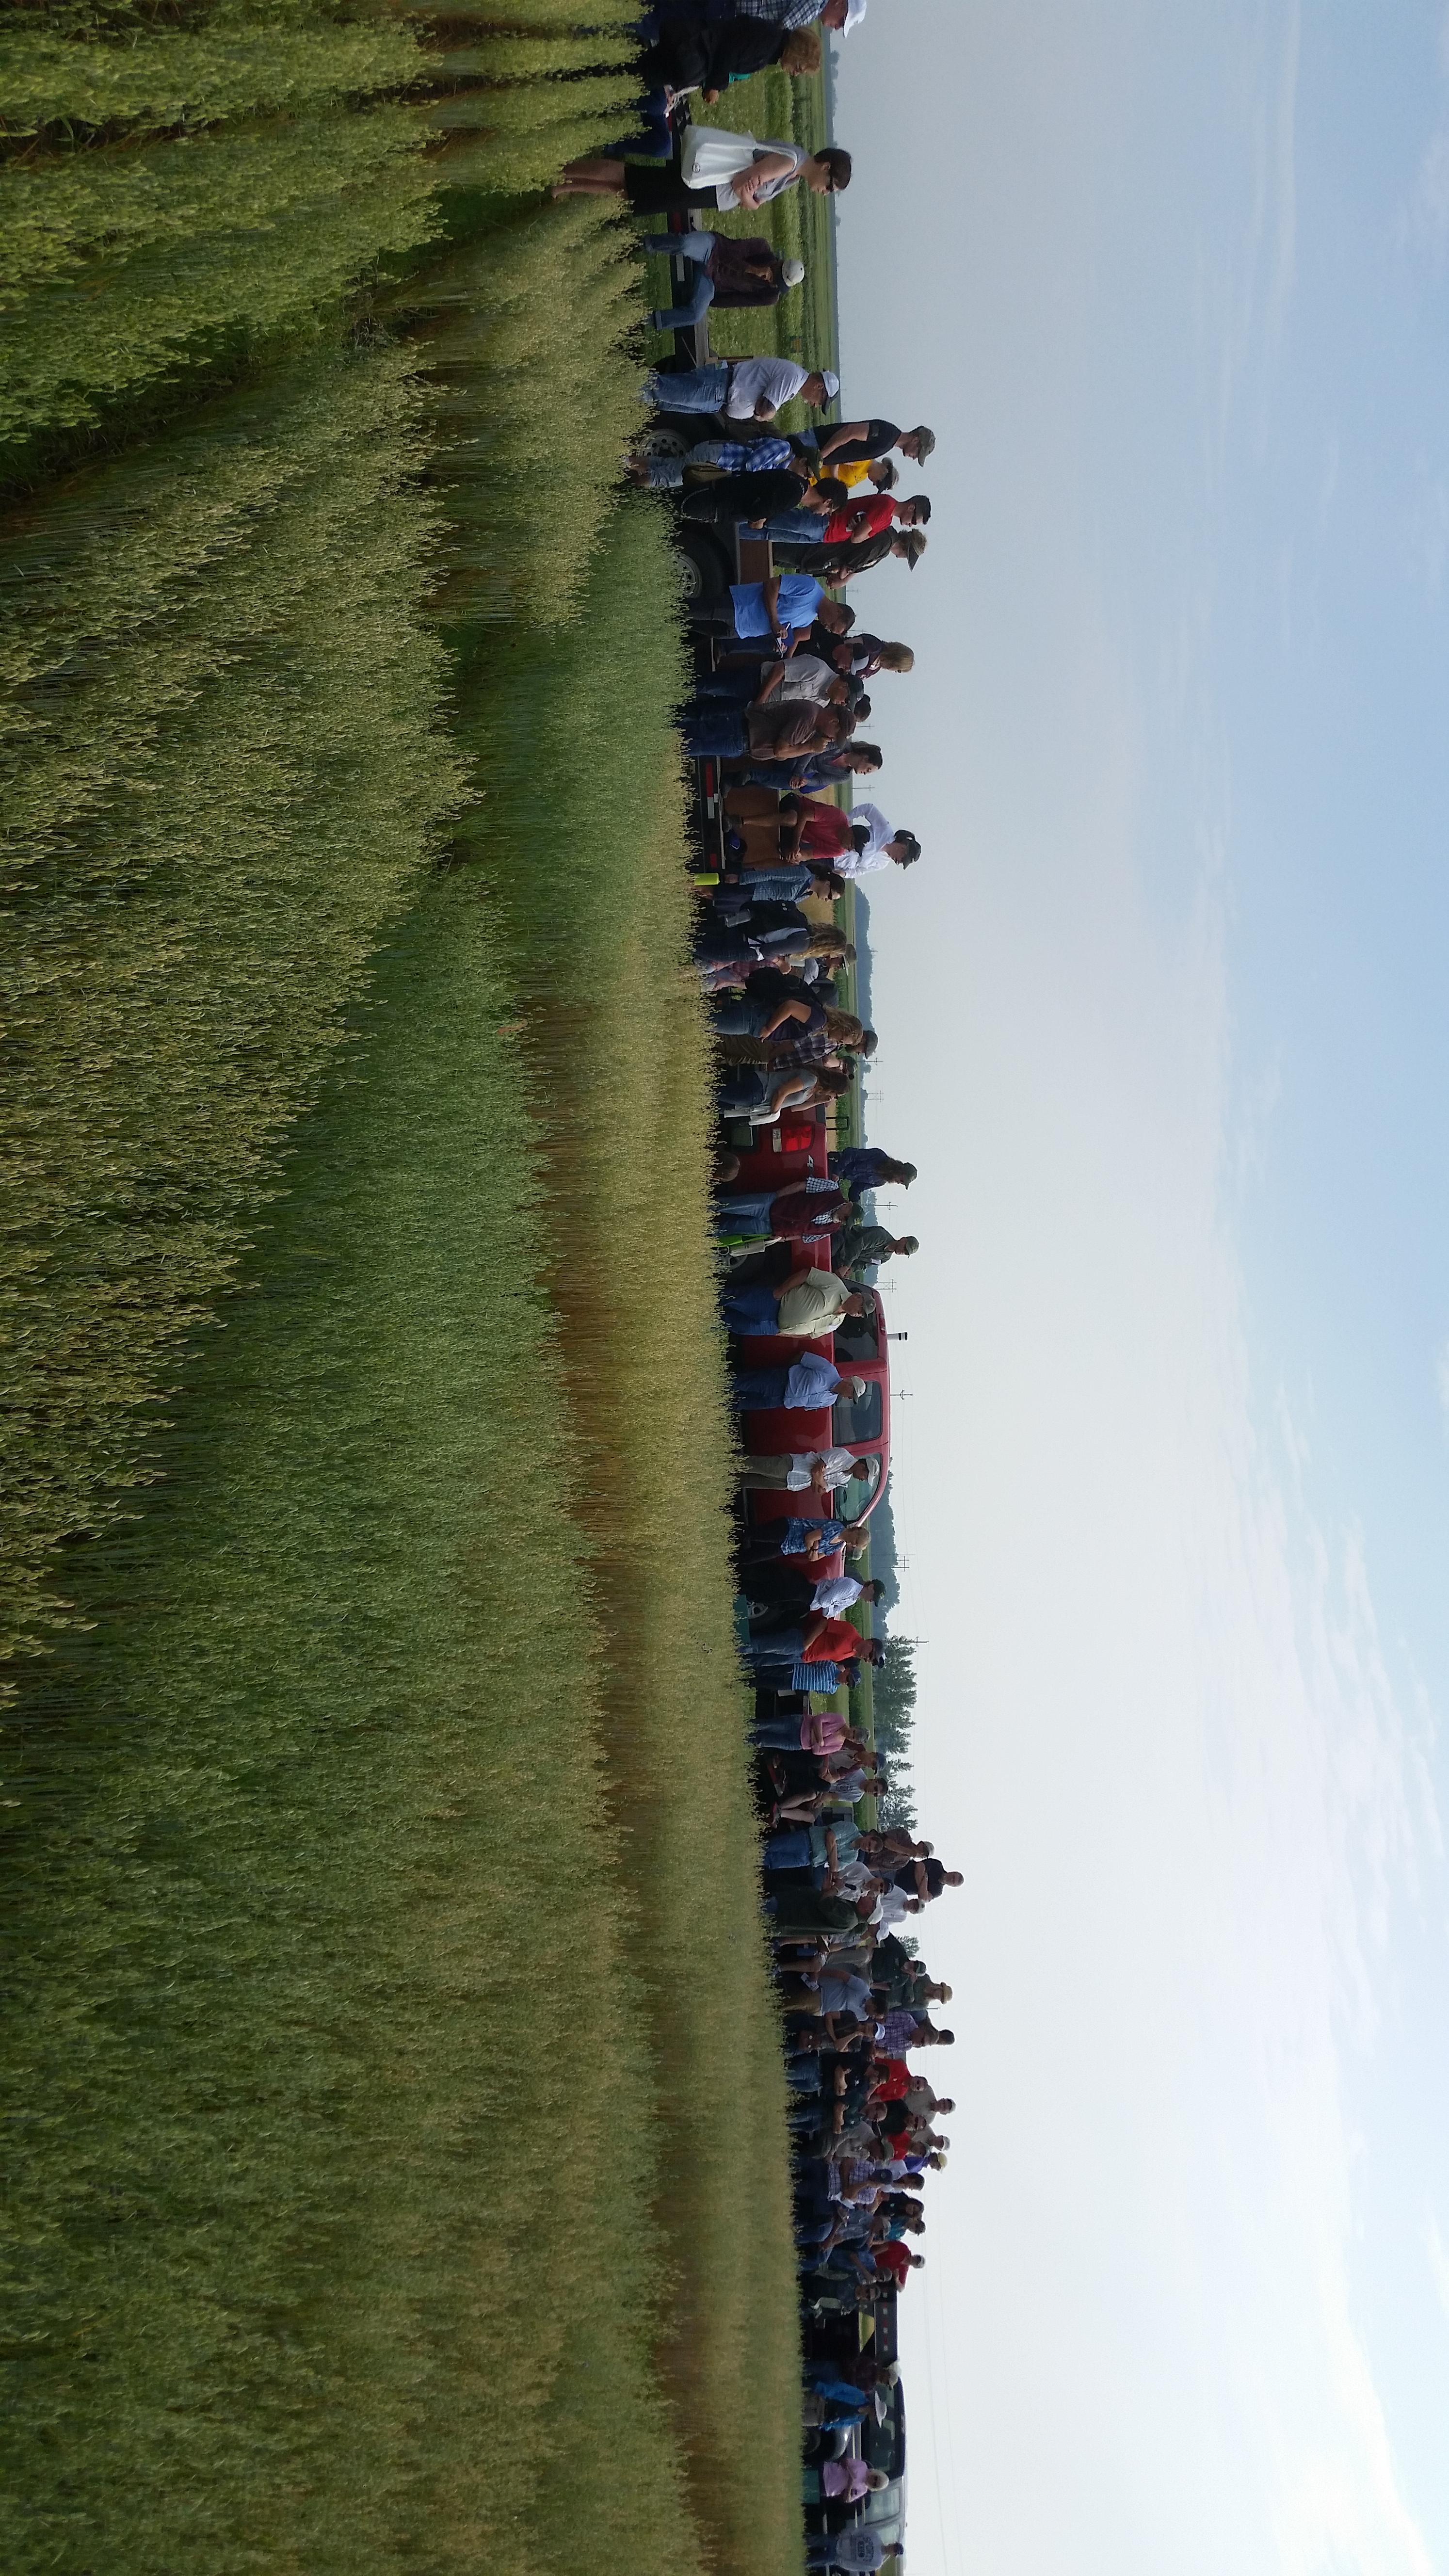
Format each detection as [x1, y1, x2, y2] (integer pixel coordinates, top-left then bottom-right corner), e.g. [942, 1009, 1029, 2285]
[833, 1381, 883, 1445]
[833, 1309, 880, 1363]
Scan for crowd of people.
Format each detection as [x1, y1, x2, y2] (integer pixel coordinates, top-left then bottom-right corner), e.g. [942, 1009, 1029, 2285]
[557, 10, 949, 2561]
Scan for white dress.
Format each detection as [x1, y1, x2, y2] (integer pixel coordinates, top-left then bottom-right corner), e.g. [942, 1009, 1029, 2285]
[679, 124, 808, 210]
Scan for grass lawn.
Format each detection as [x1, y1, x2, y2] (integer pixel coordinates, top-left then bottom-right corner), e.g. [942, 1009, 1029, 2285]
[3, 21, 803, 2576]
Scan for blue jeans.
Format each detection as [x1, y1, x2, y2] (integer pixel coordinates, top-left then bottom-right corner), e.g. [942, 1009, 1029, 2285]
[692, 671, 756, 707]
[645, 360, 729, 412]
[606, 94, 673, 158]
[642, 235, 718, 331]
[759, 510, 828, 545]
[720, 1277, 782, 1334]
[651, 274, 716, 330]
[643, 231, 714, 268]
[681, 710, 747, 759]
[727, 866, 811, 904]
[729, 1359, 791, 1399]
[710, 1000, 765, 1036]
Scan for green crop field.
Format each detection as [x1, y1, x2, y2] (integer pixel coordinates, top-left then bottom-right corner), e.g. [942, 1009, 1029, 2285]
[1, 13, 801, 2575]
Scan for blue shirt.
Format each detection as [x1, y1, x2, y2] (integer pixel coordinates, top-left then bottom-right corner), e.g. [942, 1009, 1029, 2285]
[730, 573, 825, 639]
[784, 1352, 841, 1408]
[830, 1146, 891, 1188]
[780, 1515, 846, 1555]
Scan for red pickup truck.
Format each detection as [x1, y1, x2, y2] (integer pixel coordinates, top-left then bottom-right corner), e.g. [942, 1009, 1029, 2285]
[728, 1122, 892, 1566]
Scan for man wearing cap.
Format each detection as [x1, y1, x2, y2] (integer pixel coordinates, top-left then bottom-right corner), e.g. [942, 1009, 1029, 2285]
[728, 1352, 866, 1411]
[817, 415, 935, 468]
[676, 467, 848, 529]
[834, 803, 921, 878]
[640, 232, 805, 337]
[643, 357, 839, 422]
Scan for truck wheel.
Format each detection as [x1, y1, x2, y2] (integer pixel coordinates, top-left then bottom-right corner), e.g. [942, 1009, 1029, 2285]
[673, 524, 732, 602]
[637, 422, 692, 462]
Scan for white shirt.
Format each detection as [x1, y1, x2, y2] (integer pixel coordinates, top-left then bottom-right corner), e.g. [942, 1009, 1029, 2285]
[812, 1573, 865, 1616]
[833, 802, 894, 879]
[681, 125, 808, 211]
[784, 1446, 858, 1492]
[875, 1887, 911, 1927]
[773, 654, 836, 705]
[835, 1857, 878, 1895]
[726, 355, 809, 420]
[720, 137, 808, 210]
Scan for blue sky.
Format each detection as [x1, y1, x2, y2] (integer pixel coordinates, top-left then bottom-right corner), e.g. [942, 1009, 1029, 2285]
[835, 5, 1449, 2569]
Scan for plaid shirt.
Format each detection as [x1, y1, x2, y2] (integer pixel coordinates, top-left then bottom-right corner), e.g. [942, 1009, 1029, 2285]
[877, 2009, 922, 2054]
[735, 0, 824, 22]
[772, 1027, 840, 1066]
[708, 436, 797, 474]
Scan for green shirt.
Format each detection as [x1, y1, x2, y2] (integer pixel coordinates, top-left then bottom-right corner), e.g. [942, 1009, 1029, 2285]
[836, 1222, 898, 1275]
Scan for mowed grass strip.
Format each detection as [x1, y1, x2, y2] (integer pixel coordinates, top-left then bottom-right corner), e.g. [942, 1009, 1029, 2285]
[0, 883, 702, 2576]
[452, 497, 805, 2576]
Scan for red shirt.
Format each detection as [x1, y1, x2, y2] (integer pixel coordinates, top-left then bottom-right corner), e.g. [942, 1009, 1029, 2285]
[869, 2059, 912, 2102]
[802, 1616, 862, 1664]
[873, 2240, 912, 2288]
[822, 493, 898, 546]
[794, 796, 854, 861]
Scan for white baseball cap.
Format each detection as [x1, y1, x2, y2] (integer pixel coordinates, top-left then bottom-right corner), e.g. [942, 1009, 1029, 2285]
[843, 0, 869, 29]
[820, 368, 841, 400]
[783, 257, 806, 288]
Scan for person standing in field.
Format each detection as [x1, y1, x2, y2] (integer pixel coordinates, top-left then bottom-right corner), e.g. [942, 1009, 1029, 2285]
[638, 230, 808, 337]
[727, 1352, 865, 1407]
[815, 416, 937, 471]
[828, 1144, 917, 1197]
[688, 571, 843, 650]
[833, 1218, 919, 1277]
[640, 355, 840, 423]
[831, 804, 922, 878]
[554, 126, 852, 215]
[763, 490, 932, 552]
[721, 1257, 869, 1340]
[737, 1446, 873, 1498]
[806, 2531, 903, 2570]
[741, 1565, 887, 1620]
[679, 471, 849, 531]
